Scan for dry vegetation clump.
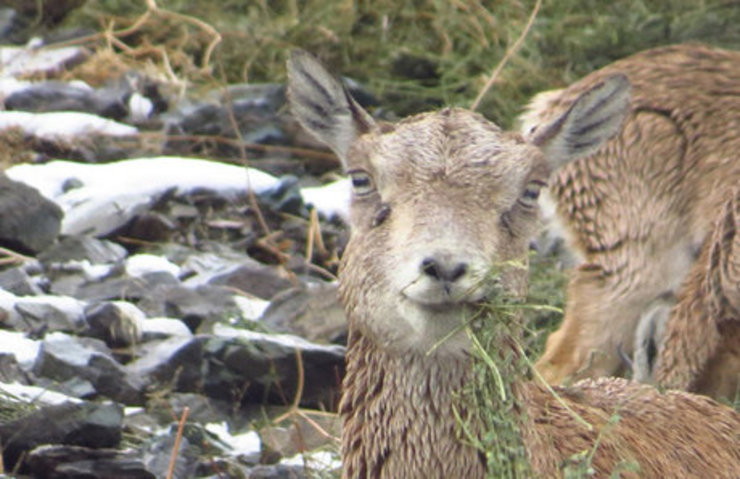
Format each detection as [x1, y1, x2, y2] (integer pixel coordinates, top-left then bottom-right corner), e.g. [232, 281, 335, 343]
[57, 0, 740, 124]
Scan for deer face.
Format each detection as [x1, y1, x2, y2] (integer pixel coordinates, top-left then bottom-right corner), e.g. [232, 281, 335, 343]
[336, 110, 548, 354]
[287, 50, 629, 356]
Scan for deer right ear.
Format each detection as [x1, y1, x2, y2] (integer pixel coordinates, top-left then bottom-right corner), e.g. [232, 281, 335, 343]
[287, 50, 376, 167]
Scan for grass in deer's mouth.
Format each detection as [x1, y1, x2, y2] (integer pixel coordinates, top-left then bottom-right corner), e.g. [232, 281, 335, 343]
[451, 255, 567, 478]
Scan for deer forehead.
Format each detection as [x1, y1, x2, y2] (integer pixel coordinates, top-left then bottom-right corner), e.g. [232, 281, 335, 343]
[350, 108, 547, 205]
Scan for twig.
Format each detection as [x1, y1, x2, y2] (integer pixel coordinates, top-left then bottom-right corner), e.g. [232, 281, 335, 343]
[273, 348, 306, 423]
[219, 66, 272, 238]
[0, 246, 34, 266]
[470, 0, 541, 111]
[310, 208, 328, 257]
[166, 406, 191, 479]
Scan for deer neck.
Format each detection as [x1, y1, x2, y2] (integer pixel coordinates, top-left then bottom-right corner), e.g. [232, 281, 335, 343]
[339, 330, 486, 478]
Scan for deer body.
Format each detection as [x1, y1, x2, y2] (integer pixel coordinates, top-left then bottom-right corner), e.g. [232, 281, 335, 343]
[287, 49, 740, 478]
[652, 186, 740, 398]
[522, 45, 740, 397]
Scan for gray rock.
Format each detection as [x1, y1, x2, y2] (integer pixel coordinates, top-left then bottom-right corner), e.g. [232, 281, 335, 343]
[0, 353, 33, 384]
[261, 281, 346, 343]
[27, 444, 155, 479]
[260, 411, 340, 460]
[0, 401, 123, 472]
[0, 173, 63, 253]
[39, 236, 128, 265]
[75, 272, 179, 302]
[136, 284, 240, 332]
[202, 330, 345, 408]
[205, 261, 295, 300]
[126, 336, 203, 393]
[141, 434, 197, 479]
[33, 333, 145, 404]
[84, 301, 144, 348]
[258, 175, 307, 217]
[0, 266, 44, 296]
[14, 296, 86, 334]
[4, 82, 127, 120]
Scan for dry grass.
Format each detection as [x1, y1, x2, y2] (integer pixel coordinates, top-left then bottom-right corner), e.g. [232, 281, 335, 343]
[58, 0, 740, 125]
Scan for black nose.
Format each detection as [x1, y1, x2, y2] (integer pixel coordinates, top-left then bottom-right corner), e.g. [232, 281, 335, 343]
[420, 257, 468, 282]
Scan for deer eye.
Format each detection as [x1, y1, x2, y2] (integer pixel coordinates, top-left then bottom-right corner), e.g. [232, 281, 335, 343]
[518, 180, 545, 208]
[348, 170, 376, 196]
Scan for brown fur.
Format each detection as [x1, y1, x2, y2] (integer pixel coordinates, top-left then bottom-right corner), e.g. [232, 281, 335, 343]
[287, 50, 740, 478]
[654, 187, 740, 399]
[524, 45, 740, 395]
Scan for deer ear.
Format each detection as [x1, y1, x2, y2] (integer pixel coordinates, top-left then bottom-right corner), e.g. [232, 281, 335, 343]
[530, 74, 631, 170]
[287, 50, 376, 168]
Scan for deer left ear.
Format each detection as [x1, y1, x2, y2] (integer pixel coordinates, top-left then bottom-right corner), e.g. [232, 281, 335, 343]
[530, 74, 631, 171]
[287, 50, 376, 168]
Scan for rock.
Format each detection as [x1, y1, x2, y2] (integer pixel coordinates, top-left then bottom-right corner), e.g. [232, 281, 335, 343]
[39, 235, 128, 265]
[33, 333, 145, 404]
[0, 401, 123, 472]
[0, 266, 45, 296]
[202, 326, 345, 408]
[4, 81, 128, 120]
[141, 433, 198, 479]
[74, 272, 180, 302]
[44, 261, 115, 297]
[27, 444, 156, 479]
[14, 295, 87, 334]
[83, 301, 144, 348]
[261, 281, 346, 343]
[136, 284, 240, 332]
[0, 352, 33, 383]
[0, 173, 63, 253]
[204, 261, 295, 300]
[126, 336, 203, 393]
[168, 83, 288, 158]
[260, 411, 340, 459]
[122, 211, 177, 243]
[258, 175, 307, 217]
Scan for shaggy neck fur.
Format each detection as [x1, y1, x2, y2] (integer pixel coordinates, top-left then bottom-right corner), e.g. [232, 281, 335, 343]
[339, 330, 486, 479]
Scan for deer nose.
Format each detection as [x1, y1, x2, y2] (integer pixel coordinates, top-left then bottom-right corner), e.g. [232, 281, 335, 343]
[420, 256, 468, 283]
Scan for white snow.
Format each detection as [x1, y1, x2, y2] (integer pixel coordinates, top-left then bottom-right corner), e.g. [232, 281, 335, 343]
[76, 260, 115, 280]
[232, 295, 270, 321]
[0, 330, 41, 369]
[205, 422, 262, 457]
[125, 254, 181, 278]
[0, 42, 85, 78]
[128, 92, 153, 122]
[0, 77, 32, 100]
[0, 111, 137, 140]
[282, 450, 342, 471]
[0, 381, 81, 405]
[301, 178, 350, 221]
[6, 157, 282, 236]
[140, 317, 193, 337]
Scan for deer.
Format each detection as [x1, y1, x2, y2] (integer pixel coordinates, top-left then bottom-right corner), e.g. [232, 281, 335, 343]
[647, 185, 740, 399]
[521, 44, 740, 400]
[287, 49, 740, 478]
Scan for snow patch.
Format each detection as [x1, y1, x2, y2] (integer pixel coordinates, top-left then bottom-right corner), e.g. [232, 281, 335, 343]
[0, 381, 82, 406]
[0, 330, 40, 368]
[0, 111, 137, 140]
